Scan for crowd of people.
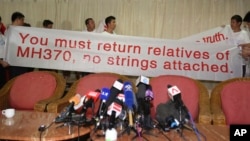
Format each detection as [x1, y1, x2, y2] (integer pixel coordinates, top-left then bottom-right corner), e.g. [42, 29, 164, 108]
[0, 11, 117, 88]
[1, 11, 250, 89]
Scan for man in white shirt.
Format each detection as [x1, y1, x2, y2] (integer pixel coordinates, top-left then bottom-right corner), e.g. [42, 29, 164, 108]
[102, 16, 116, 35]
[225, 15, 250, 77]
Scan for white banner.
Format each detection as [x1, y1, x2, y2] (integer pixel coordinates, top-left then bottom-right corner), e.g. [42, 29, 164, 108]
[5, 26, 242, 81]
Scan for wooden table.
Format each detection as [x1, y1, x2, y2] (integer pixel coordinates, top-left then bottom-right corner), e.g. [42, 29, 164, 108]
[90, 124, 229, 141]
[0, 110, 90, 141]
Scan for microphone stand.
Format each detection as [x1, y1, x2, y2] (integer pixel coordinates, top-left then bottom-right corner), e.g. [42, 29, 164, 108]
[118, 109, 150, 141]
[137, 98, 158, 138]
[175, 103, 192, 140]
[56, 112, 75, 135]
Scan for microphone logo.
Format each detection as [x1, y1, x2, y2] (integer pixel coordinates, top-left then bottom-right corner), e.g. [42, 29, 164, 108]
[101, 90, 109, 97]
[124, 83, 133, 91]
[107, 102, 122, 117]
[167, 85, 181, 101]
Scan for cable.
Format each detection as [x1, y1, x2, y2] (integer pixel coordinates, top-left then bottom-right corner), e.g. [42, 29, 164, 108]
[188, 112, 206, 141]
[38, 121, 54, 141]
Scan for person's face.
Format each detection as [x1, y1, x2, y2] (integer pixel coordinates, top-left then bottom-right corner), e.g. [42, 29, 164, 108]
[16, 17, 24, 26]
[246, 22, 250, 29]
[87, 19, 95, 31]
[46, 24, 53, 29]
[230, 19, 241, 30]
[109, 19, 116, 30]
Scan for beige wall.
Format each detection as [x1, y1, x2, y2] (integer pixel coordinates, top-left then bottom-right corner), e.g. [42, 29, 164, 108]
[0, 0, 249, 90]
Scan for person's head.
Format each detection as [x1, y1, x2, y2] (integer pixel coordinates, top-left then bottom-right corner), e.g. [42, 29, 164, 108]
[0, 16, 2, 22]
[23, 23, 31, 27]
[85, 18, 95, 32]
[230, 15, 242, 31]
[243, 11, 250, 29]
[105, 16, 116, 32]
[43, 19, 53, 28]
[11, 12, 25, 26]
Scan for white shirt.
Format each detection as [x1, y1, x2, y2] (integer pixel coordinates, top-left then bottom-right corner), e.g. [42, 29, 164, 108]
[224, 25, 250, 66]
[102, 31, 116, 35]
[225, 25, 250, 45]
[82, 29, 96, 33]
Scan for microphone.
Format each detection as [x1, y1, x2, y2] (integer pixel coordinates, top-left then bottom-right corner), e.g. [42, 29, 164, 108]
[81, 89, 100, 115]
[165, 115, 180, 129]
[167, 85, 182, 107]
[143, 85, 154, 129]
[145, 85, 154, 101]
[167, 85, 190, 124]
[96, 88, 110, 118]
[106, 79, 124, 109]
[124, 81, 135, 127]
[107, 99, 123, 118]
[136, 75, 150, 99]
[55, 94, 81, 123]
[136, 75, 149, 115]
[144, 85, 154, 115]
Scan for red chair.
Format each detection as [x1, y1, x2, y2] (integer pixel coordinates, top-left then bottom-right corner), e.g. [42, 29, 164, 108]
[47, 72, 134, 113]
[210, 77, 250, 125]
[0, 71, 66, 112]
[150, 75, 211, 124]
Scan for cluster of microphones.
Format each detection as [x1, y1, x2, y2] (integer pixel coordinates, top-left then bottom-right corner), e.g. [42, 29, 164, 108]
[54, 75, 195, 139]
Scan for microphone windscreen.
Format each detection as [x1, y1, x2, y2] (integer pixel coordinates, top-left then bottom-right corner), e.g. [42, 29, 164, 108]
[124, 81, 134, 109]
[100, 87, 110, 101]
[86, 90, 100, 102]
[69, 94, 81, 105]
[74, 95, 86, 110]
[145, 85, 154, 101]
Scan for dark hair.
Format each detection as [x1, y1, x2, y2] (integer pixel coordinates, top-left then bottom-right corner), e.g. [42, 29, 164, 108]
[0, 16, 2, 22]
[43, 19, 53, 27]
[11, 12, 25, 22]
[231, 15, 242, 23]
[105, 16, 116, 25]
[85, 18, 93, 25]
[243, 11, 250, 22]
[23, 23, 31, 27]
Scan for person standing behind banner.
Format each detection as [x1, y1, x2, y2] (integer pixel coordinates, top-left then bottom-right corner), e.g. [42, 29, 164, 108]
[0, 16, 7, 88]
[83, 18, 96, 32]
[223, 15, 250, 77]
[239, 11, 250, 76]
[8, 12, 32, 79]
[75, 18, 97, 79]
[43, 19, 53, 29]
[0, 16, 6, 35]
[102, 16, 116, 35]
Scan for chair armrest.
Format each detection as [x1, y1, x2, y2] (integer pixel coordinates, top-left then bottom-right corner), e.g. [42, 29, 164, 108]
[46, 79, 78, 113]
[0, 78, 16, 110]
[34, 71, 66, 112]
[210, 83, 226, 125]
[197, 81, 212, 125]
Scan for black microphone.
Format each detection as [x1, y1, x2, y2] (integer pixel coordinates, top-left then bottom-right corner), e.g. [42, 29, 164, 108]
[55, 94, 81, 123]
[136, 75, 149, 99]
[167, 85, 190, 123]
[135, 75, 150, 115]
[106, 79, 124, 109]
